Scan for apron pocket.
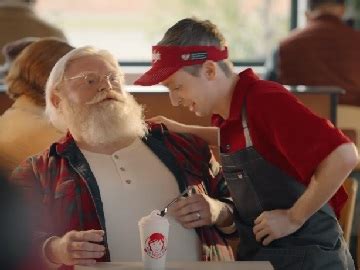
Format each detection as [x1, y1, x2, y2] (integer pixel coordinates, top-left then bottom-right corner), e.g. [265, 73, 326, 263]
[300, 240, 355, 270]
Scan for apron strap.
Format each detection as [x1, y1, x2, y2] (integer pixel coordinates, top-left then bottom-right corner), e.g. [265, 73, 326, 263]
[241, 99, 253, 148]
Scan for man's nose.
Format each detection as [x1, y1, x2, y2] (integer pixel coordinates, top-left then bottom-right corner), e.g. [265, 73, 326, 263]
[97, 77, 113, 92]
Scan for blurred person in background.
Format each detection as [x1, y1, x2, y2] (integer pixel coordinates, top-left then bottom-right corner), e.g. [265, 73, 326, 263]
[264, 0, 360, 149]
[0, 38, 74, 176]
[264, 0, 360, 103]
[0, 0, 66, 65]
[0, 37, 38, 80]
[0, 171, 30, 270]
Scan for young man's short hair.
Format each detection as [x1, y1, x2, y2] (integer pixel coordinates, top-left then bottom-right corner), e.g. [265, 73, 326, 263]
[158, 18, 233, 77]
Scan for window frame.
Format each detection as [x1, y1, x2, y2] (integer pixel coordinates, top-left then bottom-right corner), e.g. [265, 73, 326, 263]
[118, 0, 299, 68]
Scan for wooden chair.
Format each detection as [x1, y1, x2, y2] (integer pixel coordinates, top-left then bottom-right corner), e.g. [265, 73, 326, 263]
[339, 178, 358, 244]
[340, 129, 357, 146]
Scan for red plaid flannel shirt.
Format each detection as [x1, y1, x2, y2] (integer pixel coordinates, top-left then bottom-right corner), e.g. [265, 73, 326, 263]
[12, 124, 235, 269]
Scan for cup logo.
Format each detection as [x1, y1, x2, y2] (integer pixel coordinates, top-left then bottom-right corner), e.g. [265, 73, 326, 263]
[144, 232, 167, 259]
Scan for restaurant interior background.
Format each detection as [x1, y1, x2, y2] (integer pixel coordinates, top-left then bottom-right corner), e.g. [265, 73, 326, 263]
[33, 0, 360, 71]
[1, 0, 360, 265]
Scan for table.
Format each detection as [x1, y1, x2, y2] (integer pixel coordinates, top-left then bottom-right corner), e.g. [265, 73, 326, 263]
[75, 261, 274, 270]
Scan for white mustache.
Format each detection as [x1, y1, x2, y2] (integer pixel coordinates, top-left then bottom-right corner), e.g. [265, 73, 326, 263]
[86, 91, 125, 105]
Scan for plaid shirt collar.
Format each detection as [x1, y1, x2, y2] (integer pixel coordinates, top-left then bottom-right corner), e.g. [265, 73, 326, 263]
[50, 125, 189, 206]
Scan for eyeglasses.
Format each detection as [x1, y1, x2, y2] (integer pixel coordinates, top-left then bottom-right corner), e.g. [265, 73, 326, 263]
[65, 72, 123, 89]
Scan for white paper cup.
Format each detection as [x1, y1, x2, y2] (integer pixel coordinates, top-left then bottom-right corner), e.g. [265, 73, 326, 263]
[138, 210, 169, 270]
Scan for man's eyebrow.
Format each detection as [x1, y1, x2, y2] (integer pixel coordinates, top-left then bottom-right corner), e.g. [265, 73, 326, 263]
[66, 71, 93, 77]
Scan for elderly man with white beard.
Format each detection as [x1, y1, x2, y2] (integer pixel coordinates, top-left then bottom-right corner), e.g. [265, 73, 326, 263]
[11, 46, 236, 269]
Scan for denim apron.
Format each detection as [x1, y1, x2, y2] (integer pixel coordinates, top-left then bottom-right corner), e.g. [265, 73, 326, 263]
[220, 100, 355, 270]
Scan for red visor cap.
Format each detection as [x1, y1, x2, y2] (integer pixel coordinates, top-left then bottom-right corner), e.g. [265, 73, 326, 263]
[134, 45, 228, 86]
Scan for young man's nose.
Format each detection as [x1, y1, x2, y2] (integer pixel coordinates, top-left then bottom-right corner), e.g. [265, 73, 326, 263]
[169, 91, 180, 107]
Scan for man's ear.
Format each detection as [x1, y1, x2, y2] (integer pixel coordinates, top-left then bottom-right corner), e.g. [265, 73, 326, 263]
[50, 92, 61, 109]
[202, 60, 217, 80]
[338, 5, 346, 17]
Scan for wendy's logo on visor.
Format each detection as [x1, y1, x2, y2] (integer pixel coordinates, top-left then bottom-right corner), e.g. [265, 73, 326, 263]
[181, 54, 190, 60]
[152, 51, 161, 63]
[181, 52, 208, 61]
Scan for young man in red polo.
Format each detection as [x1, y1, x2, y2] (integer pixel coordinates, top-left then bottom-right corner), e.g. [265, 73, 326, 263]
[134, 17, 358, 269]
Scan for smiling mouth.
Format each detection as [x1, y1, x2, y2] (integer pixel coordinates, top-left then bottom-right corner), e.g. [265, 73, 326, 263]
[98, 98, 114, 103]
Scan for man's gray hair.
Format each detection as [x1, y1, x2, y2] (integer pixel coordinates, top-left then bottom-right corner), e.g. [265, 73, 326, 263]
[45, 46, 119, 131]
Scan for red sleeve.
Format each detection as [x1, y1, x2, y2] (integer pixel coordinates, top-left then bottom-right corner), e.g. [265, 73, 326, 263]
[11, 157, 53, 269]
[249, 84, 350, 182]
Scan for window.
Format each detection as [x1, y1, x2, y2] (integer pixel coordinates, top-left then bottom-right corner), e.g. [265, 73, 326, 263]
[36, 0, 292, 64]
[346, 0, 360, 29]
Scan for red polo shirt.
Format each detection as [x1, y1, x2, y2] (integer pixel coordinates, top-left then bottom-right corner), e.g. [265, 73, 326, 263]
[212, 68, 350, 217]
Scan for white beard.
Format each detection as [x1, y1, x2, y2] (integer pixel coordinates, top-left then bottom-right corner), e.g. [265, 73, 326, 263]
[61, 91, 147, 146]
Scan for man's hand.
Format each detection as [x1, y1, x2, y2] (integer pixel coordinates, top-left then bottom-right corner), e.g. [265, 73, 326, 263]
[253, 144, 359, 246]
[168, 193, 233, 229]
[45, 230, 106, 266]
[253, 209, 304, 246]
[147, 116, 185, 133]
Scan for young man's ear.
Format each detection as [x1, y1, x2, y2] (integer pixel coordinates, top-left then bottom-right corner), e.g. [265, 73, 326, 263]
[50, 92, 61, 109]
[202, 60, 217, 80]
